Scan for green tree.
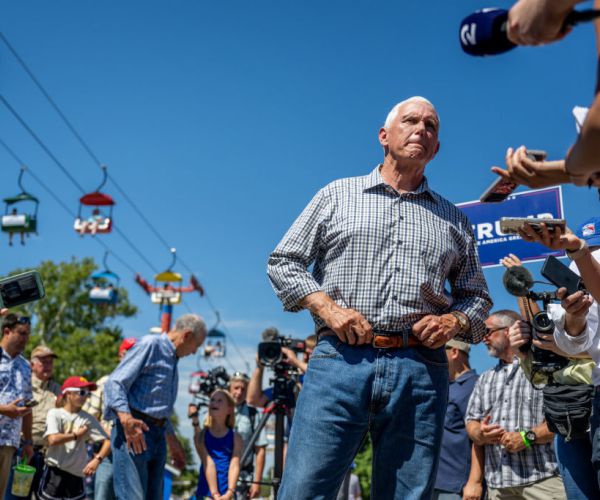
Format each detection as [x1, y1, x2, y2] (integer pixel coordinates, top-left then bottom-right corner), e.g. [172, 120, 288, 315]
[354, 435, 372, 499]
[9, 257, 137, 382]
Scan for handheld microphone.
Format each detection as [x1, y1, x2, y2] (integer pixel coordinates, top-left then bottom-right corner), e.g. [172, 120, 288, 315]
[460, 8, 600, 56]
[503, 266, 534, 297]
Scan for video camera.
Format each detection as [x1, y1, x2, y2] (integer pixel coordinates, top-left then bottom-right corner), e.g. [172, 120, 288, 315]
[189, 366, 230, 399]
[502, 257, 584, 375]
[257, 327, 306, 368]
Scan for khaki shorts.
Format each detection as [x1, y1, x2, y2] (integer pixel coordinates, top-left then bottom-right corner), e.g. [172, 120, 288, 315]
[488, 475, 566, 500]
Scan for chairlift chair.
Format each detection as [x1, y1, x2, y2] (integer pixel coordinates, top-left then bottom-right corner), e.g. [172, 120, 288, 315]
[2, 168, 39, 244]
[74, 166, 115, 235]
[205, 328, 226, 358]
[88, 253, 120, 304]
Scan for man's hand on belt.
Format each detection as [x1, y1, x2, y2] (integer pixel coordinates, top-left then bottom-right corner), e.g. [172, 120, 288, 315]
[323, 302, 373, 346]
[118, 412, 149, 454]
[412, 314, 461, 349]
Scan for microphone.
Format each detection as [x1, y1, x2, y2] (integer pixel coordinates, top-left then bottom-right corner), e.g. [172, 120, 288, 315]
[503, 266, 534, 297]
[261, 327, 279, 341]
[460, 8, 600, 56]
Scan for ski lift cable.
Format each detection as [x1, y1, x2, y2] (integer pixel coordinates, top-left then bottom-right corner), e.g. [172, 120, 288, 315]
[0, 32, 103, 167]
[0, 33, 182, 258]
[0, 94, 86, 194]
[1, 37, 251, 367]
[0, 137, 138, 275]
[0, 98, 160, 275]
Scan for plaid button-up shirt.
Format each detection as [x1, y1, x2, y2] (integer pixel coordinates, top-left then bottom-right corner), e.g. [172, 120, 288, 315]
[267, 165, 492, 341]
[0, 350, 32, 448]
[465, 359, 559, 489]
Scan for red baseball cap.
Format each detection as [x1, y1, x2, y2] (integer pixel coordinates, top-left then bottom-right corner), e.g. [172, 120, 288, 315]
[118, 337, 137, 355]
[61, 376, 97, 394]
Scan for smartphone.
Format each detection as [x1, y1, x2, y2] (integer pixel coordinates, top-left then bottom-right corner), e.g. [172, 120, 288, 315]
[0, 271, 45, 309]
[541, 255, 585, 295]
[499, 217, 566, 235]
[24, 399, 39, 408]
[480, 150, 548, 203]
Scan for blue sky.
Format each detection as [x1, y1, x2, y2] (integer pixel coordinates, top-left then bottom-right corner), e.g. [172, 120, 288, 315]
[2, 0, 599, 453]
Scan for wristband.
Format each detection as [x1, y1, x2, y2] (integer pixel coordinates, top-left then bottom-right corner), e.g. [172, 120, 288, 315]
[519, 430, 531, 448]
[566, 239, 589, 261]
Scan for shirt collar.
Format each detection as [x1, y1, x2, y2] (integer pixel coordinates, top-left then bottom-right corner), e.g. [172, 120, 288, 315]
[160, 333, 177, 358]
[453, 369, 477, 385]
[363, 165, 439, 203]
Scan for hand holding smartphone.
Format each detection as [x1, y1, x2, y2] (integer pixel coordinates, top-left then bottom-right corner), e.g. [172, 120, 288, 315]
[480, 149, 547, 203]
[0, 271, 45, 309]
[499, 217, 566, 235]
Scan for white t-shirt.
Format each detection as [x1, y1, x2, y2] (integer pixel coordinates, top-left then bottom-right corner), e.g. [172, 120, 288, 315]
[551, 248, 600, 386]
[44, 408, 108, 477]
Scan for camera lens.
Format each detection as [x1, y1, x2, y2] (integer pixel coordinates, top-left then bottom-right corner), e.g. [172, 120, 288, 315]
[532, 312, 554, 333]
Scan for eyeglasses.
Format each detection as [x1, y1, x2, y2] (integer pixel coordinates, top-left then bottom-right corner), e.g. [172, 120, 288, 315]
[64, 389, 90, 397]
[484, 326, 507, 337]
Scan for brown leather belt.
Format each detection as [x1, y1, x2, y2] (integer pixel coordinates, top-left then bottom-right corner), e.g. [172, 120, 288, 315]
[131, 408, 167, 428]
[318, 328, 425, 349]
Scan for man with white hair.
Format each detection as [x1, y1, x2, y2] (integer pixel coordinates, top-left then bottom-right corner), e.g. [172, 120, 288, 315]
[104, 314, 207, 500]
[268, 97, 492, 499]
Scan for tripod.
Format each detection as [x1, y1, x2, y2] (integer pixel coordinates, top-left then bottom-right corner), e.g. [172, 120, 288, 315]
[239, 371, 296, 499]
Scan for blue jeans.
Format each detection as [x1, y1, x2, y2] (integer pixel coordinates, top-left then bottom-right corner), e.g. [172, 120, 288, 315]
[589, 391, 600, 492]
[279, 336, 449, 500]
[555, 434, 600, 500]
[111, 419, 166, 500]
[94, 453, 116, 500]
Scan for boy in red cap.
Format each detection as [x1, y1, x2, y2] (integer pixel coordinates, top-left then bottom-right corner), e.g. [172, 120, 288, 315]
[38, 376, 110, 500]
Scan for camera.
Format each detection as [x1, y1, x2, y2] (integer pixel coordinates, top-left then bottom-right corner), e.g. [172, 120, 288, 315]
[503, 262, 574, 375]
[189, 366, 230, 398]
[524, 309, 568, 375]
[257, 332, 305, 368]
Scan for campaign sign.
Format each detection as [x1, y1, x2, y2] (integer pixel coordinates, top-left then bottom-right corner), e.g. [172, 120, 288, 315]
[456, 187, 565, 268]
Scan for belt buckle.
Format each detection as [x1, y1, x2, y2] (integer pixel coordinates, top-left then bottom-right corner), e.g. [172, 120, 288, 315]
[372, 331, 410, 349]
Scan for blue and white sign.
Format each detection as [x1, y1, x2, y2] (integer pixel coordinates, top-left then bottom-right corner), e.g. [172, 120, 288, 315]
[457, 187, 565, 268]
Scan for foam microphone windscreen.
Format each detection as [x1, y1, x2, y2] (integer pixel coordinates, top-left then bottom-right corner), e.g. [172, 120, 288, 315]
[459, 8, 516, 56]
[503, 266, 535, 297]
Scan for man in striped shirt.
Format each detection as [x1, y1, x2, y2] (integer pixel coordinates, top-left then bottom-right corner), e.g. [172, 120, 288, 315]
[104, 314, 207, 500]
[268, 97, 492, 499]
[465, 310, 564, 499]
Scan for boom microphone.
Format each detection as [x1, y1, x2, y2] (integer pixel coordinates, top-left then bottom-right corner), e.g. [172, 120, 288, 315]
[460, 8, 600, 56]
[503, 266, 534, 297]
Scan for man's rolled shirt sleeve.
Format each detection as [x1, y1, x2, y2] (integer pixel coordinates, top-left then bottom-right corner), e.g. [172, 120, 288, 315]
[448, 223, 493, 343]
[465, 376, 485, 422]
[551, 301, 598, 355]
[267, 188, 333, 312]
[104, 341, 152, 420]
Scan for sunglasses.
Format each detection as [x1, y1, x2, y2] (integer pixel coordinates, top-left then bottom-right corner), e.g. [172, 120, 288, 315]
[231, 371, 249, 381]
[484, 326, 507, 337]
[64, 389, 90, 397]
[16, 316, 31, 325]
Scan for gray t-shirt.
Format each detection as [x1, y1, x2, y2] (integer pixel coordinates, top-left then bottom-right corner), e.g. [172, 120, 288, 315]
[44, 408, 108, 477]
[235, 403, 267, 470]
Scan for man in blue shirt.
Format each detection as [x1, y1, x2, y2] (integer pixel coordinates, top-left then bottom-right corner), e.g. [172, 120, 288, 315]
[434, 339, 478, 500]
[104, 314, 207, 500]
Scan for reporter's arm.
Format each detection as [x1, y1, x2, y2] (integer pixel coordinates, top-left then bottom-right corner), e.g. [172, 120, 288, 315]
[566, 93, 600, 182]
[247, 365, 269, 408]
